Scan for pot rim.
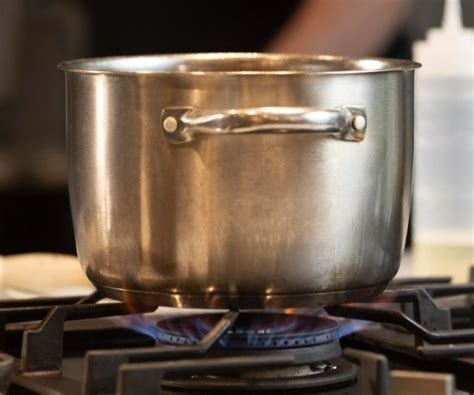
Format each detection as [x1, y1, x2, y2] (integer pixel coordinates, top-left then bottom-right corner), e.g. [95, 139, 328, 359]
[58, 52, 421, 76]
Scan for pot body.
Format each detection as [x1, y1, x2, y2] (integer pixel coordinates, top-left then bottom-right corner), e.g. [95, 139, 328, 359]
[62, 54, 418, 308]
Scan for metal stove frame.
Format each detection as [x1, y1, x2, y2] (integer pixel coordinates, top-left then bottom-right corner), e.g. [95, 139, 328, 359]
[0, 271, 473, 394]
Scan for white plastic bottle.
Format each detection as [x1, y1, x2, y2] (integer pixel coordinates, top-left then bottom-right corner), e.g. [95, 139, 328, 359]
[412, 0, 474, 281]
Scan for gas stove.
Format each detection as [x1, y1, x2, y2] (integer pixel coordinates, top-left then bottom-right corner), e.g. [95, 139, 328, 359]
[1, 269, 474, 395]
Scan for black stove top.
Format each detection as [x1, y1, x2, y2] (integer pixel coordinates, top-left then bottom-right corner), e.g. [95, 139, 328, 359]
[1, 268, 474, 395]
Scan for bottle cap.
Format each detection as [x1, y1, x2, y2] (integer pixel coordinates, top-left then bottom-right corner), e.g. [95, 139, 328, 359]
[413, 0, 474, 76]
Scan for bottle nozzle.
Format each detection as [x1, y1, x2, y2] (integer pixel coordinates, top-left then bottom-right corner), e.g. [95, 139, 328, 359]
[442, 0, 463, 31]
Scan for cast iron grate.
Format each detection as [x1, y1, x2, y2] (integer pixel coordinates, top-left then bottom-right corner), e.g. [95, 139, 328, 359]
[0, 268, 473, 394]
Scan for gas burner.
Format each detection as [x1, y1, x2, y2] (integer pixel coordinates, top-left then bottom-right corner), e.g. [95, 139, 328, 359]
[156, 311, 353, 393]
[162, 357, 357, 393]
[156, 312, 339, 349]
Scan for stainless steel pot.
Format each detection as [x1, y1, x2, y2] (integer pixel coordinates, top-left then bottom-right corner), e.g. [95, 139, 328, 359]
[59, 53, 420, 309]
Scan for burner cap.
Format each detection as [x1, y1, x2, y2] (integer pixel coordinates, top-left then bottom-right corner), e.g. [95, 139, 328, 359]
[156, 312, 339, 349]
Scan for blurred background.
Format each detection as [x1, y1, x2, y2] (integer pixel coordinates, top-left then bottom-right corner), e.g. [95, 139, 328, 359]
[0, 0, 473, 261]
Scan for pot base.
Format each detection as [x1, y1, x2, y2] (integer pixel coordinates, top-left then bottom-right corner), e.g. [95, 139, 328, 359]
[94, 282, 388, 309]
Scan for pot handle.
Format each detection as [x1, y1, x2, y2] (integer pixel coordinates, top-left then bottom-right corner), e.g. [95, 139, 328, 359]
[161, 106, 367, 144]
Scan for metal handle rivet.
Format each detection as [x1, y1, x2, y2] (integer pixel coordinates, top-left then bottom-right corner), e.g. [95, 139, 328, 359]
[163, 116, 178, 133]
[352, 115, 367, 131]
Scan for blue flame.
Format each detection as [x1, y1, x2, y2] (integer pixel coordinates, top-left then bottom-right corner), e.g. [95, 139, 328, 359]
[120, 314, 160, 341]
[122, 310, 374, 350]
[336, 318, 373, 339]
